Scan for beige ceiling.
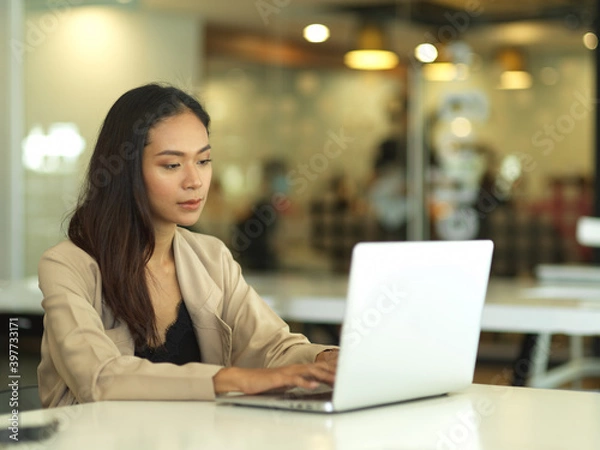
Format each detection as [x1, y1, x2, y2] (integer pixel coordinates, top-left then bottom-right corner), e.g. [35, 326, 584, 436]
[139, 0, 595, 54]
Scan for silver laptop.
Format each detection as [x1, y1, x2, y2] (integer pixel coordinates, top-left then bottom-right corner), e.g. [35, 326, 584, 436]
[217, 240, 494, 413]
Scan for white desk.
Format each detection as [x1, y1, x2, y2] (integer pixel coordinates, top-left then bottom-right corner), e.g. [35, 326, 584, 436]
[2, 384, 598, 449]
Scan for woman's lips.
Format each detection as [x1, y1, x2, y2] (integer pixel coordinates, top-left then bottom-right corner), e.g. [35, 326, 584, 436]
[179, 199, 202, 210]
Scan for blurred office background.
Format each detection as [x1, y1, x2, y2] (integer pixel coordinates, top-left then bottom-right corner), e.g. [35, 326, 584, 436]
[1, 0, 599, 386]
[2, 0, 597, 278]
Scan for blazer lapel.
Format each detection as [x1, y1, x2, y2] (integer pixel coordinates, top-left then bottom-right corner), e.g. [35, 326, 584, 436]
[173, 230, 232, 366]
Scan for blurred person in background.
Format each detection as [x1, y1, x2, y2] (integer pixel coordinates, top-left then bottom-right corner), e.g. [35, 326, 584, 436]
[232, 159, 289, 271]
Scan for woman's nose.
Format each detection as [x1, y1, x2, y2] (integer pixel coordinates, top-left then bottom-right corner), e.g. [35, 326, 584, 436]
[184, 164, 202, 189]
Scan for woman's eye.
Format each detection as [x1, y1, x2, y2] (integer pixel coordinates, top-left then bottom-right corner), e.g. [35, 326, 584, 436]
[164, 163, 180, 170]
[198, 159, 212, 166]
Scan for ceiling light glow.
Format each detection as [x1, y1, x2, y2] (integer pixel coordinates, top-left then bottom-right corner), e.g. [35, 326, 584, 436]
[344, 50, 398, 70]
[303, 24, 330, 43]
[344, 22, 398, 70]
[415, 43, 438, 63]
[498, 70, 533, 90]
[422, 62, 458, 81]
[583, 32, 598, 50]
[450, 117, 472, 137]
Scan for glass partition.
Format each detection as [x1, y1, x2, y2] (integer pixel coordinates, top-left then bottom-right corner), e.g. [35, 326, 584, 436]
[421, 43, 595, 275]
[14, 0, 598, 278]
[197, 3, 597, 276]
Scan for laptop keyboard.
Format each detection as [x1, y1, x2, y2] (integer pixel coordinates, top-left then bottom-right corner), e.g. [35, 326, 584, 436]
[280, 390, 333, 401]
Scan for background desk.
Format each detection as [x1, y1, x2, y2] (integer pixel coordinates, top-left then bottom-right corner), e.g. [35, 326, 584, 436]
[244, 275, 600, 334]
[2, 384, 599, 449]
[3, 275, 600, 388]
[5, 275, 600, 334]
[246, 274, 600, 389]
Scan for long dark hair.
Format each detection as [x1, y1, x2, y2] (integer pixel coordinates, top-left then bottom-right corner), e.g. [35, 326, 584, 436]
[68, 83, 210, 348]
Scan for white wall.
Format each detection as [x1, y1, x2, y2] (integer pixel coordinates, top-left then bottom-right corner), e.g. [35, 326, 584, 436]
[23, 5, 203, 275]
[0, 0, 25, 280]
[0, 0, 10, 279]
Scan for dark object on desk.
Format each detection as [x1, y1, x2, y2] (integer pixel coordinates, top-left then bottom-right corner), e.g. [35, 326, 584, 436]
[0, 419, 59, 444]
[0, 385, 48, 444]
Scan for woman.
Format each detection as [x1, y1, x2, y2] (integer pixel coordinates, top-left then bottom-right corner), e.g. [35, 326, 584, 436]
[37, 84, 337, 408]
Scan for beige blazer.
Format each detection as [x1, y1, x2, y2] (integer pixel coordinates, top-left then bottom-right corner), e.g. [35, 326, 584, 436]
[37, 228, 332, 408]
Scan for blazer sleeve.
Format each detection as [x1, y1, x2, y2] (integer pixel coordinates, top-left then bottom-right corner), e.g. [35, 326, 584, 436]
[216, 245, 334, 368]
[38, 245, 223, 406]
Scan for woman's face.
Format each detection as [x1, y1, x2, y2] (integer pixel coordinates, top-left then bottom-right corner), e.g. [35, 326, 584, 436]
[142, 110, 212, 232]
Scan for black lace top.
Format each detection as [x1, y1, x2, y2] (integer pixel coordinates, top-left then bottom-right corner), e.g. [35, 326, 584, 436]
[135, 300, 202, 365]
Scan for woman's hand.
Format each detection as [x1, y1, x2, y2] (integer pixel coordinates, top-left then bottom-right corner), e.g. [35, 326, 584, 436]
[315, 348, 339, 368]
[213, 361, 336, 395]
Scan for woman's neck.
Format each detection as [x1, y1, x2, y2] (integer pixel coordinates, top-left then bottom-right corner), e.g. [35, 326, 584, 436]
[149, 225, 177, 269]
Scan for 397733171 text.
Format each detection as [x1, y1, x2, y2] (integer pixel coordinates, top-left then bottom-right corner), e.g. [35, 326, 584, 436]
[7, 317, 20, 442]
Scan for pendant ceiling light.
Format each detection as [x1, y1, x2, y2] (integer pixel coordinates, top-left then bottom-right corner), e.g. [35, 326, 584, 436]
[495, 47, 532, 90]
[344, 22, 399, 70]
